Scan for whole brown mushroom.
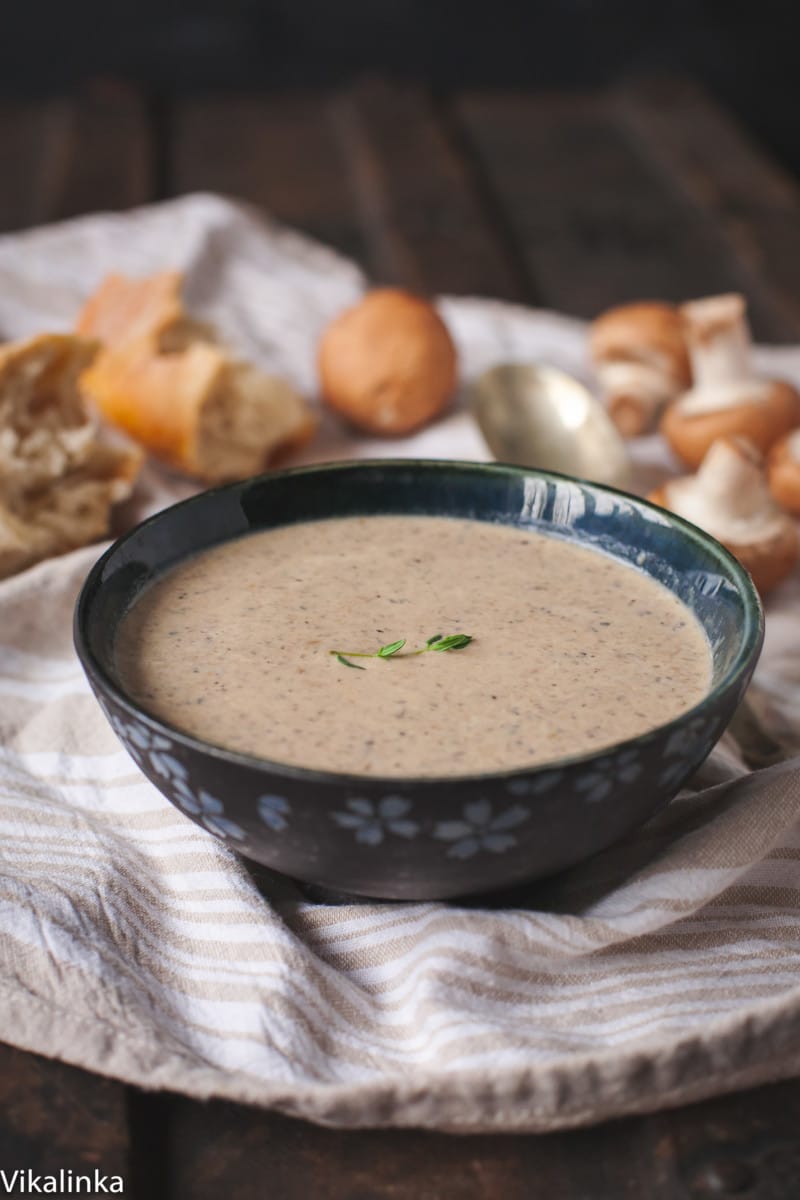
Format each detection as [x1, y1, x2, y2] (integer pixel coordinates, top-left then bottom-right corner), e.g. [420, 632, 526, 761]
[649, 436, 799, 596]
[318, 289, 458, 436]
[589, 301, 691, 437]
[661, 294, 800, 468]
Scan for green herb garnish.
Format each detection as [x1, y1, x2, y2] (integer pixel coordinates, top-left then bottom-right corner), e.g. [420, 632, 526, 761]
[331, 633, 473, 668]
[336, 653, 366, 670]
[377, 639, 407, 658]
[429, 634, 472, 651]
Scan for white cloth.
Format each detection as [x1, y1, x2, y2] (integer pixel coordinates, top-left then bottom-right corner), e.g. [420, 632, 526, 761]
[0, 193, 799, 1131]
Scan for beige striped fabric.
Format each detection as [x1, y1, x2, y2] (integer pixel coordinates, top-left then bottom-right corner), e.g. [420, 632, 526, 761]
[1, 196, 800, 1131]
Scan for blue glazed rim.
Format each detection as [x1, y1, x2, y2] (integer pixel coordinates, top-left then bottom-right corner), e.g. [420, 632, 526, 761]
[74, 459, 765, 788]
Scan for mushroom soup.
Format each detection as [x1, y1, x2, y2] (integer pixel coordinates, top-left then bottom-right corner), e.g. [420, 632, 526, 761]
[115, 515, 712, 777]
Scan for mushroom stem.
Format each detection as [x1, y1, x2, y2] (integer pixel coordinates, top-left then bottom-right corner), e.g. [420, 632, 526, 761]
[694, 437, 771, 520]
[680, 294, 752, 387]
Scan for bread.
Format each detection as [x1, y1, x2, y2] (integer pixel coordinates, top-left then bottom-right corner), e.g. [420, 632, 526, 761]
[589, 302, 691, 436]
[0, 334, 142, 580]
[318, 289, 457, 435]
[78, 273, 315, 482]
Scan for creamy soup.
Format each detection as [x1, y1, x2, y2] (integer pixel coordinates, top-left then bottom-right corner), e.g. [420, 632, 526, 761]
[115, 515, 712, 777]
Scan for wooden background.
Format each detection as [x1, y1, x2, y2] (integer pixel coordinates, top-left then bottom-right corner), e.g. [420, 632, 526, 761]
[5, 2, 800, 182]
[3, 76, 800, 340]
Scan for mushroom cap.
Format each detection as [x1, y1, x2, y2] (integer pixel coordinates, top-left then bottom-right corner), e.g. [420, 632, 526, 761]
[767, 429, 800, 515]
[589, 302, 691, 384]
[318, 289, 458, 436]
[648, 437, 799, 595]
[661, 378, 800, 468]
[647, 486, 797, 595]
[725, 521, 799, 595]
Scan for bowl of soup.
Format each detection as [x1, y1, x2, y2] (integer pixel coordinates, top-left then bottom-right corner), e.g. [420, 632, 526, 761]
[74, 460, 763, 899]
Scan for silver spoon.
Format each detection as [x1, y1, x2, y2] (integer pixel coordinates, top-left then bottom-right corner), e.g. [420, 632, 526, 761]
[469, 362, 632, 490]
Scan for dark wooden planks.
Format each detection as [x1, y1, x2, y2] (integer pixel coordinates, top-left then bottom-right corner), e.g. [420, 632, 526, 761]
[170, 82, 522, 298]
[0, 1044, 130, 1185]
[170, 92, 371, 269]
[0, 99, 72, 230]
[327, 79, 524, 298]
[164, 1096, 660, 1200]
[451, 91, 738, 313]
[0, 83, 153, 234]
[664, 1077, 800, 1199]
[452, 87, 800, 339]
[163, 1076, 800, 1199]
[49, 80, 154, 222]
[614, 77, 800, 342]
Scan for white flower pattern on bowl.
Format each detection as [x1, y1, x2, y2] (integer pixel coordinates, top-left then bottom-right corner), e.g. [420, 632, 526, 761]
[661, 715, 722, 760]
[110, 713, 158, 747]
[434, 799, 529, 859]
[172, 778, 246, 840]
[574, 749, 642, 804]
[332, 797, 419, 846]
[108, 711, 245, 840]
[506, 770, 564, 797]
[656, 715, 724, 789]
[258, 794, 291, 832]
[149, 749, 190, 782]
[104, 674, 730, 867]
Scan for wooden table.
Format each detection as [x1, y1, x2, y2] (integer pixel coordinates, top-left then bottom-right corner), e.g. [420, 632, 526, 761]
[2, 75, 800, 1197]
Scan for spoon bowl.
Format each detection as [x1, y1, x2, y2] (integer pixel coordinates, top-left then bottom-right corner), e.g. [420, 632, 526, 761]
[470, 362, 632, 489]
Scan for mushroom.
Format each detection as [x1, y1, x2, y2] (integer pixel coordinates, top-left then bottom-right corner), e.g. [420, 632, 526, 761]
[589, 302, 691, 437]
[767, 428, 800, 515]
[649, 436, 798, 595]
[661, 293, 800, 468]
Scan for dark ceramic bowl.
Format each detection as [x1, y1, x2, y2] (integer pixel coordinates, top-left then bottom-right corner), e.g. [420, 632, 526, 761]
[74, 460, 763, 900]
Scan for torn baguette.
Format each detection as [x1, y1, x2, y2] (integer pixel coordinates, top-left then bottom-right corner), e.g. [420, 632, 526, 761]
[0, 333, 142, 580]
[77, 272, 316, 482]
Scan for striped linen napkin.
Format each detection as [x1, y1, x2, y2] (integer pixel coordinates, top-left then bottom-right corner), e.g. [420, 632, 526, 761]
[1, 195, 799, 1131]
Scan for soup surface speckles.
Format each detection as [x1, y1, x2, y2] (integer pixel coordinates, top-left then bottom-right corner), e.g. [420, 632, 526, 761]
[115, 515, 712, 777]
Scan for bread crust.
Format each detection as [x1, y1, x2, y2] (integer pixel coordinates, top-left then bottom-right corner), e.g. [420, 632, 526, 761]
[77, 272, 185, 347]
[81, 339, 225, 474]
[318, 289, 457, 435]
[77, 272, 315, 482]
[661, 380, 800, 468]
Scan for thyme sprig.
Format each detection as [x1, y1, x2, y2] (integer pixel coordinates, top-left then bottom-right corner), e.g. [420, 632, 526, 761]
[331, 633, 473, 669]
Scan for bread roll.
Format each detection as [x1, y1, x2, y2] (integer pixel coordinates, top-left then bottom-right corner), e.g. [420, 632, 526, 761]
[78, 273, 315, 482]
[0, 334, 141, 580]
[318, 289, 457, 435]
